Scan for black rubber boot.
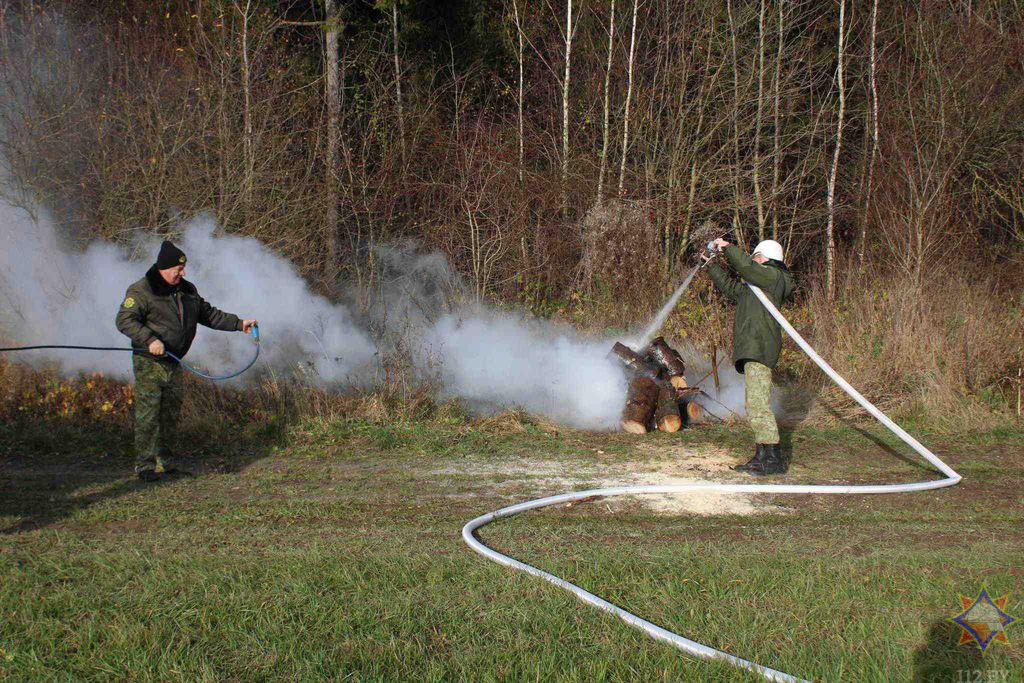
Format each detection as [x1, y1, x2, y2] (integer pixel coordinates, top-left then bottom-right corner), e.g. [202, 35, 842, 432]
[137, 469, 160, 483]
[735, 444, 767, 473]
[751, 444, 788, 476]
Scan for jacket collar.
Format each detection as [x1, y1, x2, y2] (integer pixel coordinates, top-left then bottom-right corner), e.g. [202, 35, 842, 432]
[145, 265, 197, 296]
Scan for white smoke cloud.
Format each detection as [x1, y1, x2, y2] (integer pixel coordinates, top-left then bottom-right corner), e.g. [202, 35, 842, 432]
[0, 198, 376, 382]
[420, 311, 627, 430]
[0, 198, 629, 427]
[1, 191, 774, 428]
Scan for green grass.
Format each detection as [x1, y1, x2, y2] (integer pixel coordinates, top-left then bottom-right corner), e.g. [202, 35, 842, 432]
[1, 411, 1023, 682]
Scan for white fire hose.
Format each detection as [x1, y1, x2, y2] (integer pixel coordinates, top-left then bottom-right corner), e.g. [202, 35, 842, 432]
[461, 284, 961, 683]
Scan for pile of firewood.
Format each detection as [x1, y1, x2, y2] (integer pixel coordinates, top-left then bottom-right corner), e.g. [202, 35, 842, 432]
[610, 337, 703, 434]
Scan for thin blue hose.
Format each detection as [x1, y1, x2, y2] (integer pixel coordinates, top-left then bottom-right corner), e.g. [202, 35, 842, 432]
[0, 325, 260, 381]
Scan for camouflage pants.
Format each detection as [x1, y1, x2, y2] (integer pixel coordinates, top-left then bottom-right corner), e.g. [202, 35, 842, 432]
[132, 355, 184, 473]
[744, 361, 779, 445]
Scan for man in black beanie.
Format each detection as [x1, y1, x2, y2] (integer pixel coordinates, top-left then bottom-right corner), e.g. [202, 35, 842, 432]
[115, 240, 257, 481]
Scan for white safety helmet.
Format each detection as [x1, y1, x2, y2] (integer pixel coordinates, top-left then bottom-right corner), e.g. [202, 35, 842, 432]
[752, 239, 784, 263]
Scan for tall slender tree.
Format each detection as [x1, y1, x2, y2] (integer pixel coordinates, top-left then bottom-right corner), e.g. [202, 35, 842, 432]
[825, 0, 847, 301]
[596, 0, 616, 205]
[390, 0, 406, 169]
[859, 0, 879, 270]
[771, 0, 785, 239]
[238, 0, 254, 219]
[323, 0, 341, 276]
[511, 0, 526, 185]
[752, 0, 767, 240]
[616, 0, 639, 197]
[561, 0, 575, 212]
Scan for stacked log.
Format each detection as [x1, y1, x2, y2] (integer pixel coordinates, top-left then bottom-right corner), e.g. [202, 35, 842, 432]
[621, 377, 660, 434]
[648, 337, 688, 390]
[611, 337, 699, 433]
[609, 342, 661, 381]
[654, 383, 682, 432]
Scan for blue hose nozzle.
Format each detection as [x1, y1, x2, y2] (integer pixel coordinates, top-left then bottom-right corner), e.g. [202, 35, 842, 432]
[251, 324, 260, 343]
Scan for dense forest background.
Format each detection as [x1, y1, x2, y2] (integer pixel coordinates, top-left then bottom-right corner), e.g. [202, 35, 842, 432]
[1, 0, 1022, 423]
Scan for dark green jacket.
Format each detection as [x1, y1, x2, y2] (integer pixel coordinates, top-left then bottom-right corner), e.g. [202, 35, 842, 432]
[115, 266, 242, 361]
[708, 245, 796, 374]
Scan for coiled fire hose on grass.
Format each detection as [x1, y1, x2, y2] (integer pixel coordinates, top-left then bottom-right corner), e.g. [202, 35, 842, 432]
[0, 325, 260, 381]
[461, 284, 961, 683]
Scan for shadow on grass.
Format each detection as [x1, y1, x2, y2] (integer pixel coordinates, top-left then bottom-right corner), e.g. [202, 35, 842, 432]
[912, 619, 987, 682]
[0, 403, 288, 535]
[775, 378, 935, 473]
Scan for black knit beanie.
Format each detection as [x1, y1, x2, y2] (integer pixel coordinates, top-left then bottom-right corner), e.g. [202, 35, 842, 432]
[155, 240, 187, 270]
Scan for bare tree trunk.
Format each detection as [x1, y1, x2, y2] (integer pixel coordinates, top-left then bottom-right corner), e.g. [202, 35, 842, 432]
[324, 0, 340, 277]
[561, 0, 574, 213]
[753, 0, 767, 240]
[391, 1, 406, 169]
[218, 9, 230, 226]
[825, 0, 846, 302]
[859, 0, 879, 271]
[511, 0, 525, 185]
[617, 0, 639, 197]
[239, 0, 254, 220]
[596, 0, 616, 205]
[771, 0, 784, 240]
[727, 0, 742, 234]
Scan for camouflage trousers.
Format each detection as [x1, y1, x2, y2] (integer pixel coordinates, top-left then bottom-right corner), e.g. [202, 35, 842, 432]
[744, 361, 779, 445]
[132, 355, 184, 473]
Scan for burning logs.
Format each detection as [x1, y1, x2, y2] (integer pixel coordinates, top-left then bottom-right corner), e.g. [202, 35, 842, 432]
[610, 337, 699, 434]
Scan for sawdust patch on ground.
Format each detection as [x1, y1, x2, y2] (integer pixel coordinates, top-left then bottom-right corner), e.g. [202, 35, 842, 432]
[431, 441, 787, 516]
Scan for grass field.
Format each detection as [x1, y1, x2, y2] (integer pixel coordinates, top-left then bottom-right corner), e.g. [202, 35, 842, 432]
[1, 402, 1022, 682]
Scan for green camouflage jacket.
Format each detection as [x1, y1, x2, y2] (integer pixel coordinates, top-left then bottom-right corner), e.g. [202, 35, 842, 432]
[708, 245, 796, 373]
[115, 266, 241, 360]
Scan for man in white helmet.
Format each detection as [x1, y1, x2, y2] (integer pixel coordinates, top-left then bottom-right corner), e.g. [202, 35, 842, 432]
[705, 237, 796, 475]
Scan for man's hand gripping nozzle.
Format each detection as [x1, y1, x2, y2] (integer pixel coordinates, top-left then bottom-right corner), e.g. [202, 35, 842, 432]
[699, 238, 725, 266]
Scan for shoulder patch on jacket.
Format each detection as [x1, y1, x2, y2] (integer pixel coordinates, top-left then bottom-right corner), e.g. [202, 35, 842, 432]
[123, 297, 135, 309]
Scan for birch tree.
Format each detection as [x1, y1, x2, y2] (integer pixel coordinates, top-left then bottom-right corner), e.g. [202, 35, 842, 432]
[825, 0, 846, 301]
[390, 0, 406, 169]
[511, 0, 526, 184]
[859, 0, 879, 270]
[595, 0, 616, 205]
[238, 0, 254, 218]
[324, 0, 341, 275]
[616, 0, 640, 197]
[727, 0, 742, 240]
[771, 0, 784, 239]
[560, 0, 576, 212]
[752, 0, 767, 240]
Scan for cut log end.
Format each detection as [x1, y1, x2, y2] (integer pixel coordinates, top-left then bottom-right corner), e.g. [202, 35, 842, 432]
[685, 401, 703, 422]
[669, 375, 688, 390]
[653, 383, 682, 433]
[621, 419, 648, 435]
[621, 377, 659, 434]
[657, 415, 682, 433]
